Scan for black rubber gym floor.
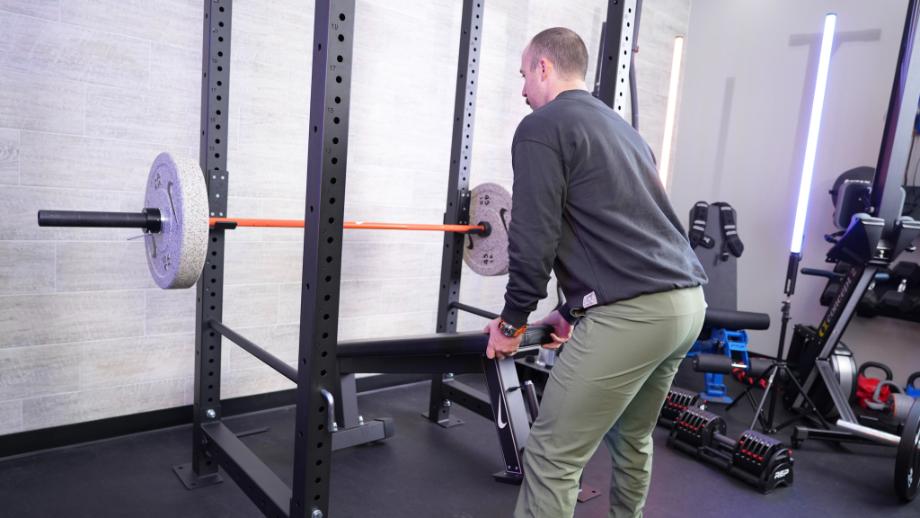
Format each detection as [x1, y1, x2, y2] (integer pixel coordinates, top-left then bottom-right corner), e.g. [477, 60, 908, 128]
[0, 365, 916, 517]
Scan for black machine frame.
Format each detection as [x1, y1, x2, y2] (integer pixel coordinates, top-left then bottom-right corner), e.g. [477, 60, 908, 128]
[172, 0, 638, 516]
[172, 0, 234, 494]
[788, 0, 920, 449]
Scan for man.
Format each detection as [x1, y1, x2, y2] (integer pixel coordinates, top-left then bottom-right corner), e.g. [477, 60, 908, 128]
[483, 28, 709, 518]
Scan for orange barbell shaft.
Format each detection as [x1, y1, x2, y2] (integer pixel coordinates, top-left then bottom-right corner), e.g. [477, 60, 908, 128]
[344, 221, 485, 233]
[209, 217, 485, 234]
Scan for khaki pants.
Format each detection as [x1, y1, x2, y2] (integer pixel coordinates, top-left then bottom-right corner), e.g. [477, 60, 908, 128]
[514, 286, 707, 518]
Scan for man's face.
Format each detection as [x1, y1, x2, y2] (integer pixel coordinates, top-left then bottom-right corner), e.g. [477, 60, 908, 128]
[520, 47, 546, 110]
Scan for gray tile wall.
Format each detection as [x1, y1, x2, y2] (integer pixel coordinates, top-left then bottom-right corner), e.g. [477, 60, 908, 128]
[0, 0, 689, 433]
[0, 128, 18, 185]
[0, 399, 21, 434]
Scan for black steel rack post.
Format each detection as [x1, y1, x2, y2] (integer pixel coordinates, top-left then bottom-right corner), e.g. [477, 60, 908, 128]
[173, 0, 234, 491]
[871, 0, 920, 229]
[428, 0, 486, 427]
[290, 1, 356, 516]
[172, 0, 359, 516]
[596, 0, 639, 115]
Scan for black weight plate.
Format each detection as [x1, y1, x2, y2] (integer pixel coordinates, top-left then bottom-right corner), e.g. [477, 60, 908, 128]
[895, 400, 920, 502]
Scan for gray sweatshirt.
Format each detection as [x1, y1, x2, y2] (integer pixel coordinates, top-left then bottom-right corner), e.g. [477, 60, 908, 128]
[500, 89, 708, 327]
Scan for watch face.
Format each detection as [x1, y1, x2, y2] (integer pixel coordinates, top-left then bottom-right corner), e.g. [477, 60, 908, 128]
[500, 323, 517, 337]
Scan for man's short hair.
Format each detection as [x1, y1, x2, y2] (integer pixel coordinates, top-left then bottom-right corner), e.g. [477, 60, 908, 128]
[527, 27, 588, 80]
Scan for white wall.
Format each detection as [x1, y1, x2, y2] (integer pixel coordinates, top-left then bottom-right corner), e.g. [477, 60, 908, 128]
[0, 0, 689, 434]
[671, 0, 920, 382]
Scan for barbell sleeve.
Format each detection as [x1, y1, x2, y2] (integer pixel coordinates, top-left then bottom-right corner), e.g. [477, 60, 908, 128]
[835, 419, 901, 447]
[37, 209, 162, 232]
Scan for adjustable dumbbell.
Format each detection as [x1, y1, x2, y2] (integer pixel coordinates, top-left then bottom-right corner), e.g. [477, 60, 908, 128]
[659, 386, 702, 428]
[668, 406, 794, 493]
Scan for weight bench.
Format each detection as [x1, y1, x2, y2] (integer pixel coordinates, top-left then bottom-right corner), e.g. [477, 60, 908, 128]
[337, 326, 551, 483]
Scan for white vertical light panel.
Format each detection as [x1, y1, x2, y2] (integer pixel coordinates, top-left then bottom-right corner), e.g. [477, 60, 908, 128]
[790, 13, 837, 254]
[659, 35, 685, 188]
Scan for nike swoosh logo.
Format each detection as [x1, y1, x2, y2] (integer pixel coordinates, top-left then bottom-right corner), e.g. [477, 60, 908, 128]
[499, 208, 509, 232]
[167, 181, 178, 221]
[496, 398, 507, 429]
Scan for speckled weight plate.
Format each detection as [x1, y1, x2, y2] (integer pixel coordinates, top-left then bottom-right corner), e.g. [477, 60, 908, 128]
[464, 182, 512, 276]
[144, 153, 209, 289]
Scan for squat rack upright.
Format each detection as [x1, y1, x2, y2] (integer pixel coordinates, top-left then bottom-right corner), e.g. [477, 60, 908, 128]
[174, 1, 361, 516]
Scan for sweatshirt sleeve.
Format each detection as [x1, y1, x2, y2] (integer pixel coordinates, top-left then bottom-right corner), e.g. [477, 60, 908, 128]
[500, 136, 566, 328]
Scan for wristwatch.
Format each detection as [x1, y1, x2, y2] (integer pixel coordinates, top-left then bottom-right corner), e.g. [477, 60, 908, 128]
[498, 320, 527, 338]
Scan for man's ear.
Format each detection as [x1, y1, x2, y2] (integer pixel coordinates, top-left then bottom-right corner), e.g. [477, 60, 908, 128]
[540, 58, 551, 80]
